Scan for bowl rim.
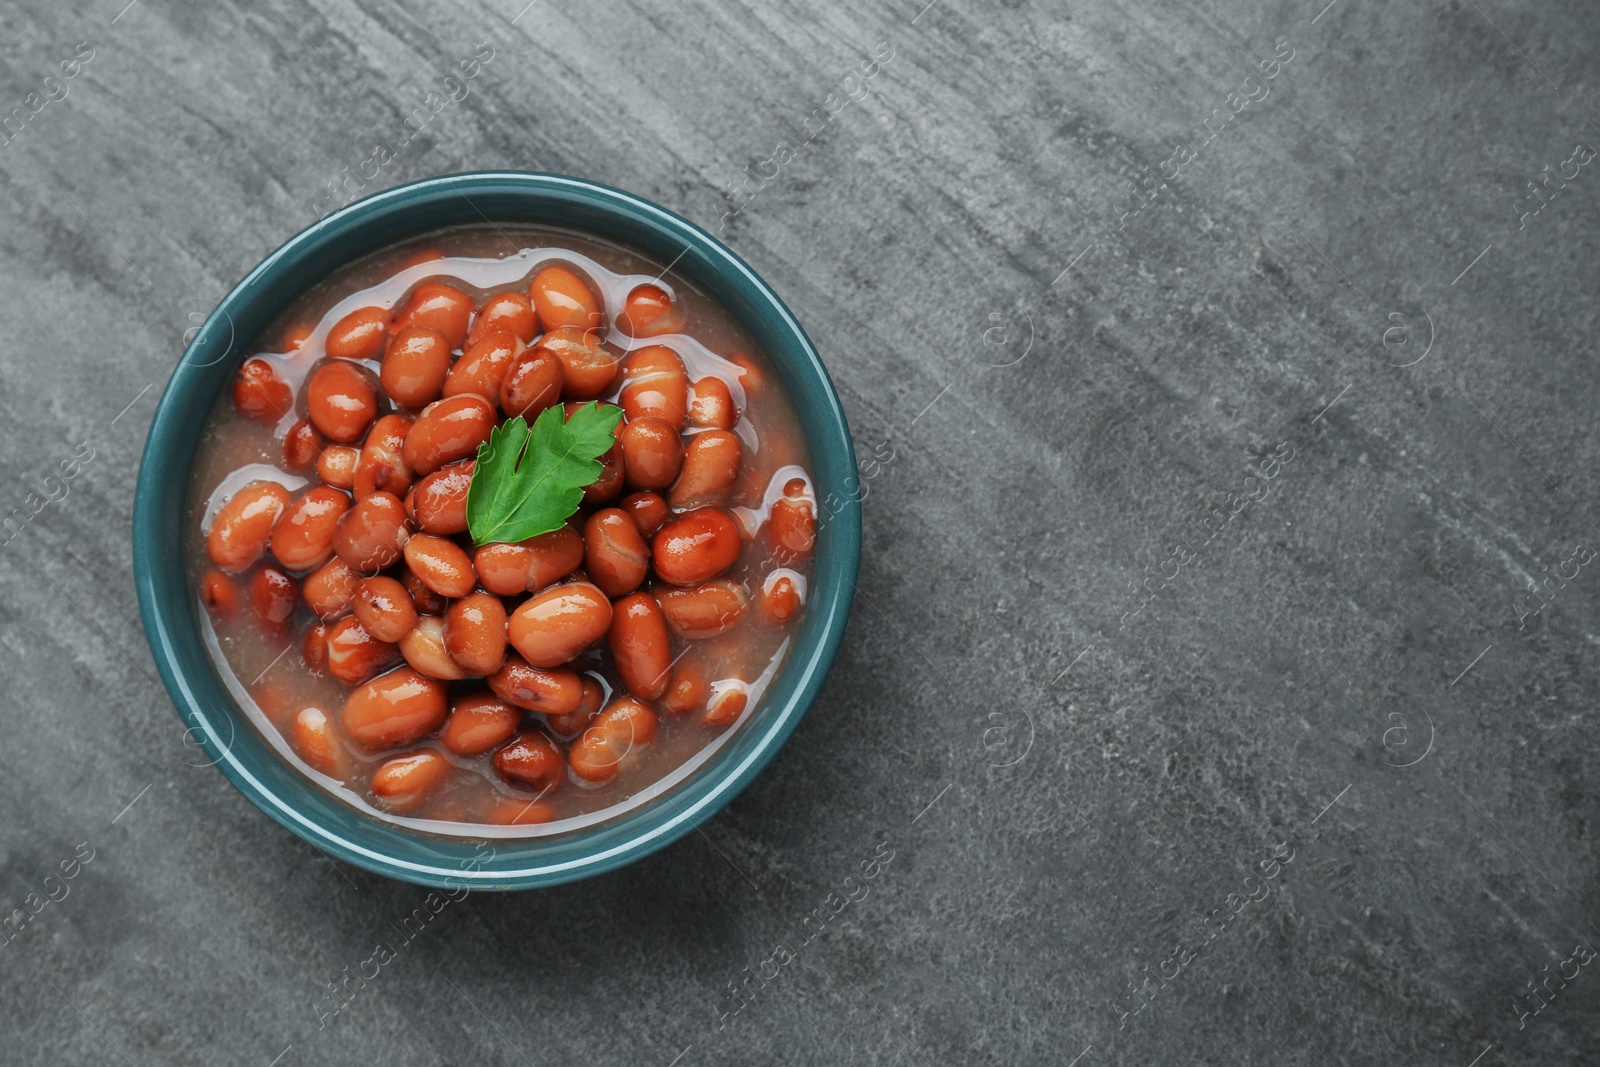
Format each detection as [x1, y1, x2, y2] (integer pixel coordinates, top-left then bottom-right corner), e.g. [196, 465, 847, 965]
[132, 171, 860, 889]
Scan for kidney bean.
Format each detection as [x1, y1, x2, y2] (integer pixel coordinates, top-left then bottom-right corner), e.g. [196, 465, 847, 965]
[270, 485, 350, 571]
[498, 346, 565, 420]
[440, 692, 522, 756]
[326, 305, 390, 361]
[584, 438, 626, 505]
[444, 329, 520, 401]
[669, 430, 742, 510]
[620, 491, 670, 537]
[350, 575, 419, 643]
[398, 616, 468, 680]
[508, 581, 613, 667]
[284, 418, 325, 471]
[702, 680, 749, 729]
[524, 526, 586, 590]
[326, 616, 402, 684]
[494, 729, 566, 794]
[303, 557, 358, 620]
[402, 534, 475, 599]
[485, 796, 559, 825]
[688, 376, 737, 430]
[660, 660, 708, 716]
[380, 326, 452, 408]
[445, 591, 508, 676]
[487, 654, 583, 715]
[250, 565, 298, 624]
[652, 508, 742, 586]
[728, 351, 766, 393]
[207, 481, 291, 571]
[291, 706, 344, 776]
[618, 416, 684, 491]
[659, 579, 748, 640]
[569, 698, 657, 783]
[758, 571, 802, 624]
[317, 444, 359, 489]
[619, 345, 688, 427]
[281, 321, 315, 354]
[371, 750, 449, 812]
[617, 284, 684, 338]
[342, 667, 449, 750]
[232, 358, 292, 423]
[403, 393, 496, 475]
[306, 360, 379, 444]
[409, 460, 472, 535]
[302, 622, 330, 673]
[200, 568, 238, 616]
[769, 481, 816, 558]
[473, 541, 534, 596]
[546, 674, 604, 737]
[608, 592, 672, 700]
[541, 326, 619, 399]
[392, 283, 473, 349]
[529, 264, 601, 332]
[398, 564, 447, 615]
[468, 291, 537, 345]
[333, 491, 410, 572]
[352, 414, 413, 500]
[583, 509, 649, 598]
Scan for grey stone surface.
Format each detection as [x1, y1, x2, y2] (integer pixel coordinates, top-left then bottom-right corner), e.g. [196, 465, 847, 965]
[1, 0, 1598, 1062]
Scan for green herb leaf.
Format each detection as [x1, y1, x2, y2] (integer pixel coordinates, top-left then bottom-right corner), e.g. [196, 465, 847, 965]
[466, 402, 624, 544]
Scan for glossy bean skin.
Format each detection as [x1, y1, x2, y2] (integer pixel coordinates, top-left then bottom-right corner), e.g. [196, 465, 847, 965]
[618, 416, 684, 491]
[270, 486, 350, 571]
[619, 345, 688, 427]
[332, 491, 410, 572]
[758, 572, 803, 624]
[669, 430, 742, 510]
[302, 622, 330, 672]
[303, 558, 359, 620]
[232, 358, 293, 423]
[493, 730, 565, 794]
[409, 460, 472, 535]
[529, 264, 601, 332]
[569, 698, 658, 783]
[468, 291, 537, 345]
[702, 680, 749, 729]
[343, 667, 450, 750]
[487, 654, 583, 715]
[444, 329, 520, 400]
[583, 509, 649, 598]
[403, 394, 496, 476]
[317, 445, 359, 489]
[445, 592, 508, 676]
[688, 376, 737, 430]
[541, 326, 619, 399]
[380, 326, 452, 408]
[608, 592, 672, 700]
[200, 568, 238, 616]
[207, 482, 291, 571]
[392, 283, 473, 348]
[620, 491, 670, 537]
[370, 750, 450, 811]
[306, 360, 380, 444]
[399, 565, 447, 615]
[508, 581, 614, 667]
[617, 284, 684, 338]
[651, 509, 743, 586]
[658, 579, 748, 640]
[250, 565, 298, 624]
[291, 706, 344, 776]
[525, 524, 586, 590]
[403, 534, 476, 599]
[546, 674, 604, 737]
[498, 347, 564, 419]
[440, 692, 521, 756]
[326, 305, 390, 361]
[325, 616, 402, 684]
[351, 575, 419, 643]
[284, 418, 325, 471]
[583, 439, 626, 505]
[660, 661, 708, 716]
[352, 414, 413, 500]
[474, 542, 534, 597]
[398, 616, 468, 680]
[768, 480, 816, 558]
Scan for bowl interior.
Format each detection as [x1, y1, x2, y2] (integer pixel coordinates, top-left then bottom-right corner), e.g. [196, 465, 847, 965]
[134, 173, 860, 889]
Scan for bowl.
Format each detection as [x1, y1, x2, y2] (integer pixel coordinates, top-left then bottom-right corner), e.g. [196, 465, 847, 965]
[132, 172, 860, 889]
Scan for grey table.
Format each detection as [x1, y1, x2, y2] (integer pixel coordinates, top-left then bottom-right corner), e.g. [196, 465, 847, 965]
[3, 0, 1597, 1063]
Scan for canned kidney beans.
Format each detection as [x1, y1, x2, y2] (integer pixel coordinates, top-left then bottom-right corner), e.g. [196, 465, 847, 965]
[187, 226, 817, 833]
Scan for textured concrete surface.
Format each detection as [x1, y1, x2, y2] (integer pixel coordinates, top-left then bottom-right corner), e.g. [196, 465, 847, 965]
[2, 0, 1599, 1063]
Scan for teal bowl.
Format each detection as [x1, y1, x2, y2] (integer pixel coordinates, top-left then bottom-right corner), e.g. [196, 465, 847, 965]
[132, 173, 860, 889]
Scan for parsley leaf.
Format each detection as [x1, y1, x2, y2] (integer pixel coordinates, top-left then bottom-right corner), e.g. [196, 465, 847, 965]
[466, 401, 624, 544]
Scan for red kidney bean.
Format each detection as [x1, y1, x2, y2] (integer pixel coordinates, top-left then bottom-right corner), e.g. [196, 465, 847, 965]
[608, 592, 672, 700]
[232, 358, 292, 423]
[474, 542, 534, 597]
[392, 283, 473, 349]
[669, 430, 742, 510]
[326, 305, 390, 361]
[200, 568, 238, 616]
[468, 291, 537, 345]
[306, 360, 379, 444]
[325, 616, 402, 684]
[660, 661, 708, 716]
[402, 534, 475, 599]
[529, 264, 601, 332]
[302, 622, 330, 673]
[508, 581, 614, 668]
[371, 750, 449, 811]
[445, 591, 507, 676]
[584, 438, 626, 505]
[570, 698, 657, 782]
[317, 445, 359, 489]
[541, 326, 619, 399]
[352, 414, 413, 500]
[403, 394, 496, 475]
[494, 729, 565, 794]
[440, 691, 522, 756]
[291, 705, 344, 776]
[284, 418, 325, 471]
[758, 572, 802, 624]
[380, 326, 451, 408]
[485, 796, 559, 825]
[351, 575, 419, 643]
[207, 481, 291, 571]
[617, 284, 684, 338]
[619, 345, 688, 427]
[582, 508, 649, 598]
[498, 346, 565, 420]
[303, 557, 358, 620]
[444, 329, 520, 401]
[688, 376, 737, 430]
[618, 416, 684, 491]
[409, 459, 472, 535]
[702, 680, 749, 729]
[342, 667, 449, 750]
[270, 485, 350, 571]
[546, 674, 604, 737]
[620, 491, 670, 537]
[727, 351, 766, 393]
[332, 491, 410, 572]
[659, 579, 747, 639]
[250, 565, 298, 625]
[769, 480, 816, 558]
[398, 564, 446, 614]
[487, 654, 583, 714]
[652, 508, 742, 586]
[398, 616, 467, 680]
